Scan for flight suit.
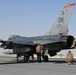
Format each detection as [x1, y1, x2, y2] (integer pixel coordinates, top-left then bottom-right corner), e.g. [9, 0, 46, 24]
[65, 51, 74, 65]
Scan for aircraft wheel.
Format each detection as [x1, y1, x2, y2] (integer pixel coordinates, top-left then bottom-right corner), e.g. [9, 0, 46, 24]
[43, 55, 48, 62]
[24, 55, 29, 62]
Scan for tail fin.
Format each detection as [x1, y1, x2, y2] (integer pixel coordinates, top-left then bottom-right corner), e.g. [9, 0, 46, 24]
[45, 3, 75, 35]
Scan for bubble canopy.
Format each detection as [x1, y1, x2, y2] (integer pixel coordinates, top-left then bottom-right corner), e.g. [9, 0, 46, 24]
[7, 35, 21, 41]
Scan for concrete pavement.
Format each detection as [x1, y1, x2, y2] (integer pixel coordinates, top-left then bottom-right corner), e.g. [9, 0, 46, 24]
[0, 56, 76, 75]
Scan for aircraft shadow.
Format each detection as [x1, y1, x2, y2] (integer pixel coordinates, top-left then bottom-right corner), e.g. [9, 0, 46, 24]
[0, 58, 76, 65]
[0, 60, 36, 65]
[48, 58, 76, 65]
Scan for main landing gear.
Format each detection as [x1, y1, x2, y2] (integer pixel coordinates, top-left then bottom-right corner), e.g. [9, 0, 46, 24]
[16, 54, 29, 62]
[43, 55, 48, 62]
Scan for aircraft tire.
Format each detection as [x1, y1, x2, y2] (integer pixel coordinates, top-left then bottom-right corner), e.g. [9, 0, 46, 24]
[24, 55, 29, 62]
[43, 55, 48, 62]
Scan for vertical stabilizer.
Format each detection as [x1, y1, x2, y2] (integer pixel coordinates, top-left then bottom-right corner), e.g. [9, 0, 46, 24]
[45, 3, 75, 35]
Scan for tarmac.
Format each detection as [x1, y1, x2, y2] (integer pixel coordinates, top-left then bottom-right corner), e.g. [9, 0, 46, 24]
[0, 55, 76, 75]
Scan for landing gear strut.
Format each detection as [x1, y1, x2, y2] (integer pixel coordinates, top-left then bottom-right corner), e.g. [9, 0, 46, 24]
[16, 54, 20, 61]
[16, 54, 29, 62]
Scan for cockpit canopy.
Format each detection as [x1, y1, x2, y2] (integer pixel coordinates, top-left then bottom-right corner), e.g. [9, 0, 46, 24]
[7, 35, 21, 41]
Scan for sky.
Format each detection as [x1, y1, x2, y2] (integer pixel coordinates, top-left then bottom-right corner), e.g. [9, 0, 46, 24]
[0, 0, 76, 55]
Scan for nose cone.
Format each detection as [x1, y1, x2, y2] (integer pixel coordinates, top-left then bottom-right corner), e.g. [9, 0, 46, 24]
[3, 49, 14, 54]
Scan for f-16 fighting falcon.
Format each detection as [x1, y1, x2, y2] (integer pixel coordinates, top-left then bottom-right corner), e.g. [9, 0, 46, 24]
[0, 3, 76, 62]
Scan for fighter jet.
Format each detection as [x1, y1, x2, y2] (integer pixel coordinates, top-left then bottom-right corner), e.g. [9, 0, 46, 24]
[0, 3, 76, 62]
